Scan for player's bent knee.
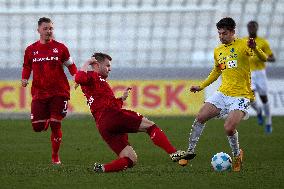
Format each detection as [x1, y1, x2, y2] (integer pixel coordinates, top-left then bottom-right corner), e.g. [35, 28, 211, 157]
[123, 152, 137, 166]
[128, 154, 138, 166]
[260, 96, 268, 103]
[224, 124, 235, 136]
[32, 122, 45, 132]
[139, 117, 155, 131]
[196, 115, 206, 124]
[50, 117, 63, 123]
[50, 120, 61, 130]
[119, 145, 138, 166]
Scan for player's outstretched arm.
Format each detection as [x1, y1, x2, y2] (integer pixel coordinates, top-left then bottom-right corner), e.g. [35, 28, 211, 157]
[63, 57, 78, 76]
[195, 65, 221, 91]
[67, 63, 78, 76]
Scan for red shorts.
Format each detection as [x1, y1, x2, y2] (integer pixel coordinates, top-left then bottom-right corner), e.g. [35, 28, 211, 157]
[97, 109, 143, 155]
[31, 96, 68, 122]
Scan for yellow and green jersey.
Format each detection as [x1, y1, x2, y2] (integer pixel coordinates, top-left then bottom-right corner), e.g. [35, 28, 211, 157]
[200, 38, 266, 101]
[243, 36, 273, 71]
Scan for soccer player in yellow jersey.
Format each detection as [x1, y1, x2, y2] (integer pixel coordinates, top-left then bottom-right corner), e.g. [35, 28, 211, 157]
[245, 21, 275, 133]
[176, 17, 267, 172]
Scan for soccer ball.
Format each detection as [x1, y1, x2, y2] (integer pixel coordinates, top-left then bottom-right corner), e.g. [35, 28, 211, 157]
[211, 152, 232, 171]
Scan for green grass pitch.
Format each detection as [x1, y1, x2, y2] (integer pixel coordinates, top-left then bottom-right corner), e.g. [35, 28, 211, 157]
[0, 116, 283, 189]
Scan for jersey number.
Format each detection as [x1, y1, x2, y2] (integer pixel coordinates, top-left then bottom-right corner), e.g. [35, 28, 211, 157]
[238, 98, 249, 110]
[62, 100, 68, 114]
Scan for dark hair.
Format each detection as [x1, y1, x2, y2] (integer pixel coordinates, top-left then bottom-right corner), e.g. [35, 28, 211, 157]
[247, 20, 258, 27]
[38, 17, 52, 26]
[216, 17, 236, 31]
[92, 52, 112, 62]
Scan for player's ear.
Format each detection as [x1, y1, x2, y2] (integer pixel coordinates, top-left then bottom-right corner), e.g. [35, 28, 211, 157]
[229, 29, 235, 37]
[93, 62, 100, 69]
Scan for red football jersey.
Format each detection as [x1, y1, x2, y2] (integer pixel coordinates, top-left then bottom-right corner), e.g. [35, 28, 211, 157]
[22, 40, 75, 100]
[75, 71, 123, 120]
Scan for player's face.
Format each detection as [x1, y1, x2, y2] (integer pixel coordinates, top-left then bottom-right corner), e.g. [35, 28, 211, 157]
[37, 22, 54, 42]
[247, 23, 258, 36]
[218, 28, 235, 44]
[98, 59, 111, 78]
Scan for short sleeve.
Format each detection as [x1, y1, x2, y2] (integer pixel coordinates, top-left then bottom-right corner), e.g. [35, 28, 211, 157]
[61, 44, 71, 63]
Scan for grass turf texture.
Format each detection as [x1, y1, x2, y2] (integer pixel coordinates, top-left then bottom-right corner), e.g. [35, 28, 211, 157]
[0, 116, 283, 189]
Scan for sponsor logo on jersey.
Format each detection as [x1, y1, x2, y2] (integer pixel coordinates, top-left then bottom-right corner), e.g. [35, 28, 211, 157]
[99, 77, 106, 82]
[33, 51, 39, 55]
[227, 60, 238, 68]
[228, 54, 238, 59]
[53, 48, 58, 53]
[32, 56, 59, 62]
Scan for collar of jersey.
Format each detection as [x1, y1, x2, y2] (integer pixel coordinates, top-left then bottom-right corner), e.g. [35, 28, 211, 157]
[224, 39, 236, 47]
[38, 39, 53, 46]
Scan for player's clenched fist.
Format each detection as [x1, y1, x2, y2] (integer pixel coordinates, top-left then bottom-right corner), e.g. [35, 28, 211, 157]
[247, 38, 256, 49]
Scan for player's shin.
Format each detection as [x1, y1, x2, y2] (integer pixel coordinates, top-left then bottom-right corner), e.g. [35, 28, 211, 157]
[50, 121, 62, 163]
[187, 119, 206, 153]
[227, 130, 240, 157]
[146, 124, 176, 154]
[263, 102, 272, 125]
[263, 102, 272, 133]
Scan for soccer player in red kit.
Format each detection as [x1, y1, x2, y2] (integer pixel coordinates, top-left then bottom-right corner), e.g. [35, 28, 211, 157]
[21, 17, 77, 165]
[75, 52, 184, 173]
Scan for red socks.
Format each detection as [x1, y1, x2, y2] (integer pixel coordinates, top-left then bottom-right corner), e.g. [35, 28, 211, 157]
[102, 125, 175, 172]
[50, 121, 62, 156]
[104, 157, 133, 172]
[146, 125, 176, 154]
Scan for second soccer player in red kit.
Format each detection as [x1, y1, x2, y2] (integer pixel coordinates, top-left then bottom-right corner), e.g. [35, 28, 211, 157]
[21, 17, 77, 164]
[75, 52, 185, 173]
